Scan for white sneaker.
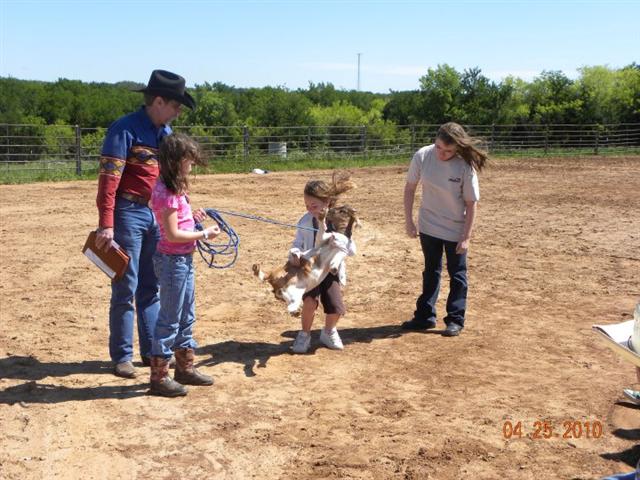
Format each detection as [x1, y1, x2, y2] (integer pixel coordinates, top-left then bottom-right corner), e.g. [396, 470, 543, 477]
[292, 331, 311, 354]
[320, 328, 344, 350]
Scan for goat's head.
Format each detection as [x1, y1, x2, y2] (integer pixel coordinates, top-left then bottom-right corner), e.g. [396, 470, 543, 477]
[326, 205, 360, 237]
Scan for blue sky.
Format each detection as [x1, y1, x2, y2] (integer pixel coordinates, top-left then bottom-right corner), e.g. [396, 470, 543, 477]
[1, 0, 638, 93]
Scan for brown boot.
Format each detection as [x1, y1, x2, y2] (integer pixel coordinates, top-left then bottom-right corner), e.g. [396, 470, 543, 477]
[114, 361, 137, 379]
[142, 355, 176, 368]
[149, 356, 187, 397]
[174, 348, 214, 386]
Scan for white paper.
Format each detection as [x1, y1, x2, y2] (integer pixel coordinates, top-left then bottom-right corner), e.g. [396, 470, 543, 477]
[592, 320, 640, 368]
[593, 320, 635, 347]
[84, 248, 116, 279]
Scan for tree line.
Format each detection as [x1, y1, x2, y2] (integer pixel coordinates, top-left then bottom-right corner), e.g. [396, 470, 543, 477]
[1, 64, 638, 131]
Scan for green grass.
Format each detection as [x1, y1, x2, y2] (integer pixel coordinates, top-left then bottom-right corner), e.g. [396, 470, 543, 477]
[1, 148, 639, 184]
[0, 153, 410, 184]
[198, 152, 410, 175]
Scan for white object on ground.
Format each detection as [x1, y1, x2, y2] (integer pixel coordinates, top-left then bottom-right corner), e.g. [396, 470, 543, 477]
[631, 300, 640, 353]
[592, 320, 640, 368]
[622, 388, 640, 404]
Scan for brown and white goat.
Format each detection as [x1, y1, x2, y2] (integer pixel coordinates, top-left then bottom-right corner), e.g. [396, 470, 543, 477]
[252, 206, 358, 314]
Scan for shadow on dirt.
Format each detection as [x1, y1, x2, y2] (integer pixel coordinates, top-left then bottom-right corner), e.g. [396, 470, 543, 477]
[0, 356, 148, 404]
[197, 340, 291, 377]
[0, 356, 113, 380]
[198, 324, 428, 376]
[601, 406, 640, 469]
[600, 444, 640, 470]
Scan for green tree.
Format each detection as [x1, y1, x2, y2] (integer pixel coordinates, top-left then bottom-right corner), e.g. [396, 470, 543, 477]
[180, 89, 239, 126]
[303, 82, 341, 106]
[458, 67, 506, 125]
[578, 65, 640, 123]
[525, 70, 582, 124]
[495, 77, 530, 124]
[418, 64, 463, 123]
[382, 90, 423, 125]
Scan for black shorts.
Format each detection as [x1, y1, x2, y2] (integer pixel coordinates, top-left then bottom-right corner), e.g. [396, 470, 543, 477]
[302, 272, 346, 315]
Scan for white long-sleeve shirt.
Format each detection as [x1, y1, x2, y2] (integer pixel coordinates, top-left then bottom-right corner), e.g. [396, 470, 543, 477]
[288, 212, 357, 286]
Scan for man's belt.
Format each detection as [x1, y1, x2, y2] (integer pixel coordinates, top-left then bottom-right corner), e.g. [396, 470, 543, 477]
[118, 192, 149, 206]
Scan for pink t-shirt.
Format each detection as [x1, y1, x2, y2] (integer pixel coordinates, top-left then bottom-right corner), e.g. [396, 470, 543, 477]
[151, 180, 196, 255]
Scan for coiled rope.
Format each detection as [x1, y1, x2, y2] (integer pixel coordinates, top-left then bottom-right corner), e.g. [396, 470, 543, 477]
[195, 209, 240, 269]
[195, 208, 318, 269]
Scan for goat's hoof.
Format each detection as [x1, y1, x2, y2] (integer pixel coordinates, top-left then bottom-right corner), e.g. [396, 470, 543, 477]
[252, 264, 260, 276]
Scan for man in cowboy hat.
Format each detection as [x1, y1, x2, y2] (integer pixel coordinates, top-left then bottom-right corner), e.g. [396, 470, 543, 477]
[94, 69, 196, 378]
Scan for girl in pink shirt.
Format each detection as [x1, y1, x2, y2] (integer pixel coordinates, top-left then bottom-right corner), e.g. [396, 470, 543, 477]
[149, 133, 219, 397]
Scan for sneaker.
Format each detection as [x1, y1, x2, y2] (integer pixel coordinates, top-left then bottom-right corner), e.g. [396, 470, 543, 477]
[623, 388, 640, 405]
[320, 328, 344, 350]
[292, 331, 311, 354]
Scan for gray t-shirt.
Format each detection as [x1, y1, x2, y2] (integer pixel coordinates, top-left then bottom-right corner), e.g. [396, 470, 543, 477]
[407, 144, 480, 242]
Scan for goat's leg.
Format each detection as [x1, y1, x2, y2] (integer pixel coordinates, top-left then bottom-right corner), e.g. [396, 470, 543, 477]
[252, 263, 266, 281]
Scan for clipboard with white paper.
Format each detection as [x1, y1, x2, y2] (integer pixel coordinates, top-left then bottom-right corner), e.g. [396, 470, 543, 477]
[82, 231, 129, 281]
[592, 320, 640, 368]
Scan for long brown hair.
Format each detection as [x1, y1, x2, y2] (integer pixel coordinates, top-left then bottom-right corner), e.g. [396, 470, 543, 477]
[158, 133, 205, 194]
[436, 122, 488, 172]
[304, 171, 356, 207]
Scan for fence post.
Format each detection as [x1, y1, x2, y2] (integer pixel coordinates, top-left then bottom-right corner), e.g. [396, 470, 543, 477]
[75, 125, 82, 176]
[490, 124, 495, 153]
[307, 126, 312, 153]
[243, 125, 249, 164]
[360, 125, 367, 154]
[410, 125, 416, 152]
[594, 126, 600, 155]
[544, 127, 549, 155]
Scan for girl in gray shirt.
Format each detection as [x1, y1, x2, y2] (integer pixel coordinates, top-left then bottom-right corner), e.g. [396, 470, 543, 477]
[402, 122, 488, 337]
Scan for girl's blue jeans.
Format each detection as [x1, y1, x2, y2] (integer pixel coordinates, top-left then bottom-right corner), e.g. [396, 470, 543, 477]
[152, 252, 197, 359]
[109, 197, 160, 364]
[414, 233, 468, 327]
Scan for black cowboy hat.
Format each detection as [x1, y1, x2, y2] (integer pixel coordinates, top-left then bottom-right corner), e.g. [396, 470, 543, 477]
[135, 69, 196, 110]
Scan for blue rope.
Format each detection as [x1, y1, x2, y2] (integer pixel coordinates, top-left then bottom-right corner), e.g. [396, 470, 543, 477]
[211, 208, 318, 232]
[195, 209, 240, 269]
[195, 208, 319, 269]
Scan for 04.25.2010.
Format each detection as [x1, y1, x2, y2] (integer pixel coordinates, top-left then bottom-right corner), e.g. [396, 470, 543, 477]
[502, 420, 603, 439]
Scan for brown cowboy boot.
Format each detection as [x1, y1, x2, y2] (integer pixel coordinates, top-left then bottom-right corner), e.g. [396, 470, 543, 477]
[174, 348, 214, 386]
[142, 355, 176, 369]
[149, 356, 187, 397]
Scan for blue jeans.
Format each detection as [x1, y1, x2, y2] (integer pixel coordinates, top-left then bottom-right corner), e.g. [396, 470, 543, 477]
[152, 253, 197, 359]
[414, 233, 468, 327]
[109, 197, 160, 363]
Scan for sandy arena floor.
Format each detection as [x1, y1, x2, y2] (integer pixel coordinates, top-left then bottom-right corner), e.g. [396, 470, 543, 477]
[0, 156, 639, 479]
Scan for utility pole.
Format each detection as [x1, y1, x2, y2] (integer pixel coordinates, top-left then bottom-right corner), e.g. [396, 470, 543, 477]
[357, 53, 362, 91]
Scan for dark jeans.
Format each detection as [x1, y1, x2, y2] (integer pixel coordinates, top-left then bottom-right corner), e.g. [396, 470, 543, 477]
[414, 233, 468, 327]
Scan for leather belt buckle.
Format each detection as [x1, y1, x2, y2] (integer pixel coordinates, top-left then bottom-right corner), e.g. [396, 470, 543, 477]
[119, 192, 148, 206]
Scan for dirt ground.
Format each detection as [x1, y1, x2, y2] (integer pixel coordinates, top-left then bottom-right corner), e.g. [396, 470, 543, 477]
[0, 156, 639, 479]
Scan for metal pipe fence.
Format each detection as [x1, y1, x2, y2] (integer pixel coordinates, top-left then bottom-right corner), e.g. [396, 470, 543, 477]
[1, 123, 639, 177]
